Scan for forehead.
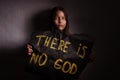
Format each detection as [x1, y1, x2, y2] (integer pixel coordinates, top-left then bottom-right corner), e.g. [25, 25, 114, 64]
[55, 10, 65, 16]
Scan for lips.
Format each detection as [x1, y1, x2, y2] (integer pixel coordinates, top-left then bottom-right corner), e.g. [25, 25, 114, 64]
[58, 25, 63, 27]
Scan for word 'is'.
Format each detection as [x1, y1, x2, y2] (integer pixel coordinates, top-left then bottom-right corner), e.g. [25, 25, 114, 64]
[36, 35, 88, 59]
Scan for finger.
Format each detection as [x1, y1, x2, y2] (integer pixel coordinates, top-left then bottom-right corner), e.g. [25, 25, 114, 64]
[27, 44, 32, 48]
[28, 48, 33, 53]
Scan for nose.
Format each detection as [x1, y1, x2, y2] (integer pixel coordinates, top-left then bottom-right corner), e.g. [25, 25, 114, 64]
[58, 18, 62, 23]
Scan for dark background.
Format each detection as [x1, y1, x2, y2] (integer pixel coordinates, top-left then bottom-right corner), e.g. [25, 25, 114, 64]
[0, 0, 119, 80]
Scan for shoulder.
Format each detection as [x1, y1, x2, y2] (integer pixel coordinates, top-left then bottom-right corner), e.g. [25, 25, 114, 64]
[31, 30, 53, 37]
[70, 33, 95, 43]
[69, 33, 95, 49]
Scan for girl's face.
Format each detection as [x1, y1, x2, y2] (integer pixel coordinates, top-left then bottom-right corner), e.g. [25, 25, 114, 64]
[54, 10, 67, 31]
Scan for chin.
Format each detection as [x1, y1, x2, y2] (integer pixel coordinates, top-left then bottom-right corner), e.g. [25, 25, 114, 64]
[59, 28, 64, 31]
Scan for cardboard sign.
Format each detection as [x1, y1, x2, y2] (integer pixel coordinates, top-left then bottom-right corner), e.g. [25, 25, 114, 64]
[26, 30, 94, 80]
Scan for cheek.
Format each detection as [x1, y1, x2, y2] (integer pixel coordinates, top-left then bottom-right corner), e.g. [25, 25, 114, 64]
[54, 20, 58, 25]
[63, 20, 67, 26]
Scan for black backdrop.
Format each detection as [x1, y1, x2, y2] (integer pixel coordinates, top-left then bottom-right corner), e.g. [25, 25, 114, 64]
[0, 0, 119, 80]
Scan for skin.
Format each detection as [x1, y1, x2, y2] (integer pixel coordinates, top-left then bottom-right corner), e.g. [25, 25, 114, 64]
[54, 10, 67, 31]
[27, 10, 67, 55]
[27, 44, 33, 55]
[27, 10, 95, 61]
[27, 45, 95, 61]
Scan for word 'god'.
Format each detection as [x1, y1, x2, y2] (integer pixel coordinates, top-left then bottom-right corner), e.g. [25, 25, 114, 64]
[29, 52, 77, 75]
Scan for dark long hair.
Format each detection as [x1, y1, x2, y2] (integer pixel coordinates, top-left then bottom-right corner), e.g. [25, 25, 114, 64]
[50, 6, 70, 35]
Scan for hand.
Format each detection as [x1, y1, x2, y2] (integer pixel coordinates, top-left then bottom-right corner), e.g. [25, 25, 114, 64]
[27, 44, 33, 55]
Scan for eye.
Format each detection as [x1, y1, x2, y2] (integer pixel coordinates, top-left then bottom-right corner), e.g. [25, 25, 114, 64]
[55, 17, 58, 20]
[62, 17, 65, 20]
